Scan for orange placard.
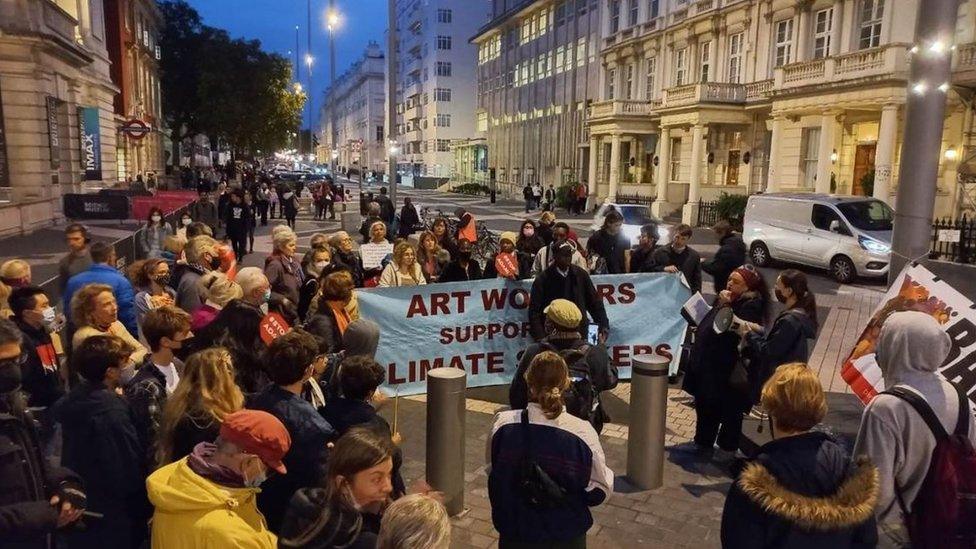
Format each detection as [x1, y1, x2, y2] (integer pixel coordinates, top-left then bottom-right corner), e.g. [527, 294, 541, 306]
[259, 312, 291, 346]
[495, 252, 518, 278]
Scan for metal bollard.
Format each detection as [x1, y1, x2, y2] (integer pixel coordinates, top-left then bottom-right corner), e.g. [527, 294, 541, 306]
[626, 353, 671, 490]
[339, 209, 361, 235]
[426, 367, 467, 515]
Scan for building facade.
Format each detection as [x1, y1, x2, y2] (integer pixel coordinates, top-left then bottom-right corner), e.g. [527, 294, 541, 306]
[320, 42, 386, 175]
[586, 0, 976, 223]
[0, 0, 120, 236]
[104, 0, 164, 182]
[391, 0, 489, 179]
[472, 0, 604, 197]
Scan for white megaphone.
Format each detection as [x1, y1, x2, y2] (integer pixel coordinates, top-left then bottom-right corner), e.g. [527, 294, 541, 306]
[713, 306, 745, 335]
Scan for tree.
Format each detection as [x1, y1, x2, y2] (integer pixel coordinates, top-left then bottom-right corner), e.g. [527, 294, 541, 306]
[158, 0, 304, 163]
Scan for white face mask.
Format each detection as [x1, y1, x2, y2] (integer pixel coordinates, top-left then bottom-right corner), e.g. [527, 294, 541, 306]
[151, 215, 162, 223]
[182, 218, 192, 226]
[315, 260, 330, 270]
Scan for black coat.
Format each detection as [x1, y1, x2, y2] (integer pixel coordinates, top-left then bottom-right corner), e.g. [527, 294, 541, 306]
[398, 205, 420, 236]
[702, 233, 746, 293]
[169, 412, 221, 464]
[586, 229, 630, 274]
[683, 294, 765, 414]
[746, 309, 818, 402]
[651, 244, 703, 293]
[332, 250, 365, 287]
[439, 260, 483, 283]
[528, 264, 609, 341]
[279, 488, 380, 549]
[11, 319, 64, 408]
[630, 245, 659, 273]
[304, 304, 344, 354]
[318, 398, 405, 497]
[0, 405, 80, 549]
[509, 337, 615, 411]
[721, 432, 878, 549]
[54, 382, 147, 549]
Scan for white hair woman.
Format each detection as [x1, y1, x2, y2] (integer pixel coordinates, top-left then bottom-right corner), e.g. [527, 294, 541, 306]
[264, 227, 303, 306]
[191, 272, 243, 331]
[377, 494, 451, 549]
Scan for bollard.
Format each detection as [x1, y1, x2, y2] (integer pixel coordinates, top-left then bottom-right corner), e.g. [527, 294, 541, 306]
[626, 353, 671, 490]
[426, 367, 467, 515]
[339, 209, 361, 235]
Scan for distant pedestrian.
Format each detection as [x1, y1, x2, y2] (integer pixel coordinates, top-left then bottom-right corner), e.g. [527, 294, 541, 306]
[574, 182, 588, 214]
[282, 187, 299, 230]
[376, 187, 396, 225]
[543, 184, 556, 211]
[189, 190, 218, 234]
[398, 197, 420, 239]
[256, 181, 271, 225]
[223, 190, 249, 261]
[531, 182, 543, 211]
[138, 207, 173, 259]
[701, 220, 746, 295]
[523, 183, 534, 213]
[454, 207, 476, 244]
[58, 223, 93, 292]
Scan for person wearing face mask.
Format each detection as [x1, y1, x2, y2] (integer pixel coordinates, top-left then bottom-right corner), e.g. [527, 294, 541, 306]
[124, 306, 191, 472]
[63, 242, 139, 337]
[138, 207, 174, 259]
[586, 210, 631, 274]
[298, 244, 332, 321]
[741, 269, 819, 405]
[721, 363, 879, 548]
[247, 329, 337, 532]
[279, 427, 397, 549]
[531, 222, 587, 276]
[127, 258, 177, 340]
[8, 287, 66, 417]
[0, 318, 87, 545]
[678, 266, 769, 460]
[484, 232, 527, 280]
[330, 231, 366, 287]
[651, 223, 702, 293]
[175, 213, 193, 241]
[516, 219, 545, 258]
[379, 241, 426, 287]
[174, 235, 221, 313]
[69, 283, 147, 367]
[147, 409, 289, 548]
[55, 335, 148, 549]
[439, 238, 483, 283]
[236, 267, 272, 312]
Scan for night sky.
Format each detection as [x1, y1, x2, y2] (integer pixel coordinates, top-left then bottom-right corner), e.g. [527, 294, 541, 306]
[186, 0, 389, 130]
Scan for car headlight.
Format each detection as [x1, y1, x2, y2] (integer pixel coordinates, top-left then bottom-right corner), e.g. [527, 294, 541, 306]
[858, 236, 890, 254]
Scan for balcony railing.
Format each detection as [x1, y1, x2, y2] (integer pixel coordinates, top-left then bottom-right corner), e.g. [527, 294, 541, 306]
[774, 44, 908, 90]
[661, 82, 746, 108]
[745, 79, 773, 101]
[42, 0, 79, 45]
[956, 42, 976, 69]
[588, 99, 654, 120]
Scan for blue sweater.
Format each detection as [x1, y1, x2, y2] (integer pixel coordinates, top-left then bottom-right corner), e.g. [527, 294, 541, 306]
[64, 264, 138, 336]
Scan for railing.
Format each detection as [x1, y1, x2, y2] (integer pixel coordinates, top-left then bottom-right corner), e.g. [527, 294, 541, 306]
[774, 44, 908, 90]
[696, 0, 715, 11]
[662, 82, 746, 107]
[696, 200, 718, 228]
[931, 215, 976, 264]
[835, 47, 888, 76]
[745, 79, 773, 101]
[615, 193, 654, 206]
[783, 59, 826, 83]
[588, 99, 654, 119]
[953, 42, 976, 71]
[671, 7, 688, 23]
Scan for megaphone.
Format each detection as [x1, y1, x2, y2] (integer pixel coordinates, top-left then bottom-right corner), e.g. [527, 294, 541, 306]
[713, 306, 744, 334]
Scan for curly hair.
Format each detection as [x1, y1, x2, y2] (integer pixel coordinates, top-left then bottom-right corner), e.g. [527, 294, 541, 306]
[70, 283, 115, 327]
[127, 258, 167, 289]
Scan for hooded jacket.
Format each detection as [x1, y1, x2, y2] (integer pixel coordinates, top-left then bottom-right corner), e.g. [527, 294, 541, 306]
[746, 308, 818, 400]
[146, 454, 276, 549]
[701, 232, 746, 292]
[721, 431, 879, 549]
[852, 310, 976, 522]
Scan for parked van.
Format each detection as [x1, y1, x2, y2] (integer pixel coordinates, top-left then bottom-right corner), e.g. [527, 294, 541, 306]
[743, 193, 893, 283]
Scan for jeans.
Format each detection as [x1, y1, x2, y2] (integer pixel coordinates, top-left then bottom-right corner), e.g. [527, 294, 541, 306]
[257, 202, 268, 225]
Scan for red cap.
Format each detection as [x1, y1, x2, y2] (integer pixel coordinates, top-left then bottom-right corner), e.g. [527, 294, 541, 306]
[220, 410, 291, 474]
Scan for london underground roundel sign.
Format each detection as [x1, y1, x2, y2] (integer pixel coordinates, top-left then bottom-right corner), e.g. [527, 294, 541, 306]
[121, 119, 151, 140]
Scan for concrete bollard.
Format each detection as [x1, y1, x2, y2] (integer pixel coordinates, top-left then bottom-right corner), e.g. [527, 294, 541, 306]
[426, 367, 467, 515]
[626, 353, 671, 490]
[339, 209, 361, 235]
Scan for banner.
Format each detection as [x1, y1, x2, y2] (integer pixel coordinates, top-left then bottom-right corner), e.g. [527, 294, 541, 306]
[62, 193, 130, 220]
[78, 107, 102, 180]
[357, 273, 691, 395]
[46, 96, 61, 170]
[0, 81, 8, 187]
[841, 263, 976, 404]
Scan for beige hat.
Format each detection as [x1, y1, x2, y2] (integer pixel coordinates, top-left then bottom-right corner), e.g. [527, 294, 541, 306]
[544, 299, 582, 329]
[499, 231, 518, 246]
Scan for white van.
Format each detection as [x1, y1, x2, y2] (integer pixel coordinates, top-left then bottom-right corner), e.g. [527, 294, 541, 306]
[743, 193, 893, 283]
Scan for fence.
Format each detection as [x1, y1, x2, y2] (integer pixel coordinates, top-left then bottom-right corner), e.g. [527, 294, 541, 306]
[930, 215, 976, 264]
[615, 193, 654, 206]
[697, 201, 719, 227]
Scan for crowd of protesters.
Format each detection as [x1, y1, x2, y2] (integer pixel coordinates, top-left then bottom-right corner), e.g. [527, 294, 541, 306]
[0, 171, 972, 549]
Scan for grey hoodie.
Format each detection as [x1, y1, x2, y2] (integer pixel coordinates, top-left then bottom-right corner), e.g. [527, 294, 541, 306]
[342, 319, 380, 358]
[852, 310, 976, 522]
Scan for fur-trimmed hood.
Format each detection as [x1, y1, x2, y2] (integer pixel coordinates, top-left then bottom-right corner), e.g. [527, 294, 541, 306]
[737, 438, 879, 531]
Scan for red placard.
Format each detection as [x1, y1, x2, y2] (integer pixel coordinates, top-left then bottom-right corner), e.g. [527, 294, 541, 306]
[495, 252, 518, 278]
[259, 312, 291, 346]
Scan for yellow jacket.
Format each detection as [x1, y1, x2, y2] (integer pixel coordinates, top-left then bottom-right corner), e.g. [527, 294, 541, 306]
[147, 457, 277, 549]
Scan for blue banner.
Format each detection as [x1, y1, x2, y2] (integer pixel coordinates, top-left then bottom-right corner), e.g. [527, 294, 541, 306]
[356, 273, 691, 395]
[78, 107, 101, 180]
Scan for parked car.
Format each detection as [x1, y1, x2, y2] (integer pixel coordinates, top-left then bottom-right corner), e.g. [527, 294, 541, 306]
[590, 202, 671, 245]
[743, 193, 893, 283]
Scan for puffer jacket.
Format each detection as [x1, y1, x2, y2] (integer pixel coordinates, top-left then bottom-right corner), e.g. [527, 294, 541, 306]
[721, 431, 879, 548]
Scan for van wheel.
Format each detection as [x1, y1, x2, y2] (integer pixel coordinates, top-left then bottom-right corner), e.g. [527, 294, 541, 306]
[750, 242, 771, 267]
[830, 256, 856, 284]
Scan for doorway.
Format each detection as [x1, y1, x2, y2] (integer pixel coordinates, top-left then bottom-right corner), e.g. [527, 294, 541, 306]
[726, 150, 741, 186]
[852, 143, 876, 196]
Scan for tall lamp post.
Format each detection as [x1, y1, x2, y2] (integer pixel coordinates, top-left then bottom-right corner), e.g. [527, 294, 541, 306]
[327, 3, 339, 175]
[387, 0, 397, 205]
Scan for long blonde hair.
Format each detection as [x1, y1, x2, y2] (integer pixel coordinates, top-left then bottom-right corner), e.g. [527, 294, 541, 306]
[525, 351, 570, 419]
[155, 347, 244, 466]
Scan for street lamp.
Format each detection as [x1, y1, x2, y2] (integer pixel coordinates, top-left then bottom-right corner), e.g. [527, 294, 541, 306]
[293, 82, 303, 93]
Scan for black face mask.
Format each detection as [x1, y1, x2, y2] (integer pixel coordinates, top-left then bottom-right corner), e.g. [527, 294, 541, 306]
[154, 274, 172, 286]
[209, 255, 222, 271]
[774, 289, 788, 304]
[0, 357, 23, 394]
[458, 251, 472, 261]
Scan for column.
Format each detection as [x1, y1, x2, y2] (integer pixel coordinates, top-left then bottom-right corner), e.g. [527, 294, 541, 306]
[608, 133, 622, 202]
[815, 111, 836, 194]
[767, 115, 785, 192]
[874, 104, 898, 204]
[839, 0, 855, 53]
[682, 124, 704, 224]
[588, 136, 599, 198]
[796, 5, 811, 62]
[652, 127, 672, 217]
[830, 0, 844, 56]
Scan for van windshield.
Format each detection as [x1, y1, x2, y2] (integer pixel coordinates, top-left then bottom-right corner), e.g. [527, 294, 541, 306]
[836, 200, 893, 231]
[617, 205, 655, 225]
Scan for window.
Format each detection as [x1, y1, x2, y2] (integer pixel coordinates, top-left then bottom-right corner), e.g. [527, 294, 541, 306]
[801, 127, 821, 188]
[437, 35, 452, 50]
[674, 47, 687, 86]
[555, 45, 566, 73]
[811, 204, 844, 232]
[555, 2, 567, 26]
[624, 64, 634, 99]
[376, 126, 384, 141]
[434, 88, 452, 101]
[607, 67, 616, 100]
[437, 9, 452, 23]
[859, 0, 883, 49]
[699, 40, 711, 83]
[813, 8, 834, 58]
[669, 137, 682, 181]
[609, 0, 620, 33]
[435, 62, 452, 76]
[628, 0, 638, 26]
[647, 0, 659, 20]
[644, 57, 657, 99]
[727, 33, 743, 83]
[435, 114, 451, 127]
[577, 38, 586, 68]
[774, 19, 794, 68]
[436, 139, 451, 152]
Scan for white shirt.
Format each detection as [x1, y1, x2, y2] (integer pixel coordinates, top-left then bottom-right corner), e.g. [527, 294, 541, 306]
[155, 362, 180, 394]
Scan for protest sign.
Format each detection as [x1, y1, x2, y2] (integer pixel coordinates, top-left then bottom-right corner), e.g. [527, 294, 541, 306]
[259, 312, 291, 346]
[841, 263, 976, 404]
[357, 273, 690, 395]
[361, 241, 394, 269]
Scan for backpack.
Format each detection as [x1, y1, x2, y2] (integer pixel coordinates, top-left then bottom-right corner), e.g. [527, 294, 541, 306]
[883, 385, 976, 548]
[542, 343, 600, 429]
[516, 409, 569, 509]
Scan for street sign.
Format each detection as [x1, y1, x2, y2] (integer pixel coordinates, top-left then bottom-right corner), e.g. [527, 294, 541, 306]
[938, 229, 961, 243]
[121, 119, 151, 140]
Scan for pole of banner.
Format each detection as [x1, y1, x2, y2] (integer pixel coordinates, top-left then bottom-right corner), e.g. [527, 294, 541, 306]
[626, 353, 670, 489]
[426, 367, 466, 516]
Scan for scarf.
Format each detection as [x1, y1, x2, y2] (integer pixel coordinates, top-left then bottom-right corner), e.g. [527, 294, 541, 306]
[328, 300, 351, 334]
